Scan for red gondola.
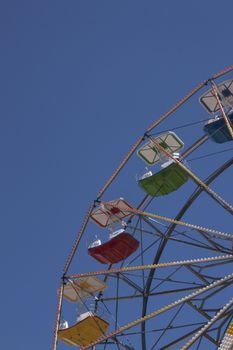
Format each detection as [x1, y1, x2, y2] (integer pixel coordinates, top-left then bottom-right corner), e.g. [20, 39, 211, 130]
[88, 231, 139, 264]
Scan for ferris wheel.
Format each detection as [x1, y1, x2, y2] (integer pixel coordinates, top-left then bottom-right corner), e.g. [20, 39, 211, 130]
[53, 66, 233, 350]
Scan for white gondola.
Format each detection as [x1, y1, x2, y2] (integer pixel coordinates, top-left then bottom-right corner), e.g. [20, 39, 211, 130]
[137, 131, 184, 165]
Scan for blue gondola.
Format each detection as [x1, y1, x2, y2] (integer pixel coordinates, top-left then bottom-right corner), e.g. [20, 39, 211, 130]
[203, 111, 233, 143]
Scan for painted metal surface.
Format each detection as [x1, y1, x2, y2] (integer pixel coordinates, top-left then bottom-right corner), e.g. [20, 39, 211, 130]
[139, 162, 189, 196]
[88, 232, 139, 264]
[203, 112, 233, 143]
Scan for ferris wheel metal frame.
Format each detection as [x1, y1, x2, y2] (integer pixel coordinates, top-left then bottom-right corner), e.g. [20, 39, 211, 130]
[53, 65, 233, 350]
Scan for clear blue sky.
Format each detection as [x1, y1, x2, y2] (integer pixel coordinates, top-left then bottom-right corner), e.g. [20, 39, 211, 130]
[0, 1, 233, 349]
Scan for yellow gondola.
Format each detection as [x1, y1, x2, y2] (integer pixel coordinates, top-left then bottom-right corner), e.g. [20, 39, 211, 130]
[58, 313, 109, 347]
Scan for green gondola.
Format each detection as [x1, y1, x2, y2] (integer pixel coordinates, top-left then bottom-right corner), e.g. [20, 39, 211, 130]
[138, 162, 189, 197]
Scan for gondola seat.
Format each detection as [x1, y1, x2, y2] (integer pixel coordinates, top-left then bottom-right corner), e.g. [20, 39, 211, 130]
[58, 314, 109, 347]
[139, 162, 189, 197]
[203, 112, 233, 143]
[88, 232, 139, 264]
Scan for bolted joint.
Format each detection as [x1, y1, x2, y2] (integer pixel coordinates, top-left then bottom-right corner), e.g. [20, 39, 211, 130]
[94, 198, 101, 207]
[142, 131, 150, 140]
